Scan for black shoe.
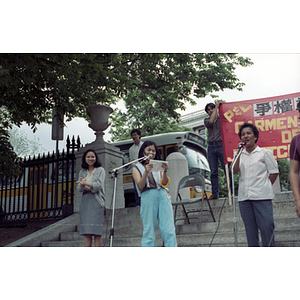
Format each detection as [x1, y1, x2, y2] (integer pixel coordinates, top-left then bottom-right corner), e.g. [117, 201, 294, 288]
[208, 195, 218, 200]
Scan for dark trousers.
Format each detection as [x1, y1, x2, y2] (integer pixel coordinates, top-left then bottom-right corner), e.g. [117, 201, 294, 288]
[207, 141, 232, 197]
[239, 200, 275, 247]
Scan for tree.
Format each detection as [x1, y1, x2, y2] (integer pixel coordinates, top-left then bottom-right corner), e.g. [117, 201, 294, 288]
[8, 126, 46, 158]
[109, 89, 191, 141]
[277, 158, 291, 191]
[1, 53, 252, 129]
[108, 54, 253, 140]
[0, 53, 253, 175]
[0, 126, 21, 177]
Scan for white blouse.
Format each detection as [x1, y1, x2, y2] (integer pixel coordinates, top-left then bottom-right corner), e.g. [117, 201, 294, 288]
[237, 146, 279, 201]
[84, 169, 95, 191]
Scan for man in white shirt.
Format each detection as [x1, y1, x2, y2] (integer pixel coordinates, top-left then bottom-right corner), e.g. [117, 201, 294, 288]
[129, 129, 144, 206]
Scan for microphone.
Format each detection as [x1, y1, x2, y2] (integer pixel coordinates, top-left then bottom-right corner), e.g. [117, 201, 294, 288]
[237, 141, 247, 150]
[143, 154, 153, 160]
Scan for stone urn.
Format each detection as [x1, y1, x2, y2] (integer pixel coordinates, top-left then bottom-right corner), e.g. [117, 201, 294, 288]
[86, 104, 113, 141]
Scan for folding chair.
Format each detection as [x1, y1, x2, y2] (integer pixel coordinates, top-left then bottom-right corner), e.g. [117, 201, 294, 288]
[172, 174, 216, 233]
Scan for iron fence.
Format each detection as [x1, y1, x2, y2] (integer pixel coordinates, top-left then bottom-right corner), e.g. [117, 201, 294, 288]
[0, 136, 81, 224]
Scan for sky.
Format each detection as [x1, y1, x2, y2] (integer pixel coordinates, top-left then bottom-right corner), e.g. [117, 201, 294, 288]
[18, 53, 300, 154]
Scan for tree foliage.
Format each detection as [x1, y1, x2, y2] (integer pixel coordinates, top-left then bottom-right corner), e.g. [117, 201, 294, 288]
[277, 158, 291, 191]
[109, 89, 191, 141]
[0, 53, 252, 176]
[0, 53, 252, 129]
[8, 126, 46, 158]
[107, 53, 253, 140]
[0, 54, 118, 130]
[0, 126, 21, 177]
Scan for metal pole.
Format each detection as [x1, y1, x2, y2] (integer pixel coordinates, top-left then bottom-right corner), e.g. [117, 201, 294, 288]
[230, 149, 243, 247]
[109, 171, 118, 247]
[54, 140, 59, 209]
[108, 155, 151, 247]
[225, 163, 232, 205]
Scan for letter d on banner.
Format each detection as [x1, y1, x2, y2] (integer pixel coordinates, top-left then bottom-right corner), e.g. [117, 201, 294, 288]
[52, 107, 64, 141]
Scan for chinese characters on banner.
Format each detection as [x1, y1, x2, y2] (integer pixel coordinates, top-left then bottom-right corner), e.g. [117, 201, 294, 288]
[219, 92, 300, 163]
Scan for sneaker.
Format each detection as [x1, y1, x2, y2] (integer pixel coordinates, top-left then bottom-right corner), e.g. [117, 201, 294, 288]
[208, 195, 218, 200]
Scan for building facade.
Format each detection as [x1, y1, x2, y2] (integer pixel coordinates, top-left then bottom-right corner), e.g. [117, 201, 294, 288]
[179, 109, 207, 140]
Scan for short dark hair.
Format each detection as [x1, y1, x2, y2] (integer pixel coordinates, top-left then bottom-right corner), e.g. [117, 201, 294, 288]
[138, 140, 160, 160]
[205, 103, 215, 113]
[81, 149, 101, 169]
[238, 123, 259, 143]
[131, 129, 141, 137]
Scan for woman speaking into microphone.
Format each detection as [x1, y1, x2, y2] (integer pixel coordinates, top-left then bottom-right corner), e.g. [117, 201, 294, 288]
[233, 123, 279, 247]
[132, 140, 177, 247]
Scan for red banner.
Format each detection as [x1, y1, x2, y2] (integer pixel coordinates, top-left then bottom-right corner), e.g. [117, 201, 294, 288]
[219, 92, 300, 163]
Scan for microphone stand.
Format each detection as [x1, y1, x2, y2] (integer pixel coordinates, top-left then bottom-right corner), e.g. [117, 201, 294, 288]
[108, 155, 150, 247]
[230, 146, 244, 247]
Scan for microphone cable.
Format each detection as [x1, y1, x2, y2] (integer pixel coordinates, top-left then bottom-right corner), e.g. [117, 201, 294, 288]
[208, 194, 227, 247]
[208, 163, 235, 247]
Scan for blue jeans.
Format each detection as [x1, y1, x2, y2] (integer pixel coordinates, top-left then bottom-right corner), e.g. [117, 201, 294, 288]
[239, 200, 275, 247]
[140, 188, 177, 247]
[207, 141, 226, 197]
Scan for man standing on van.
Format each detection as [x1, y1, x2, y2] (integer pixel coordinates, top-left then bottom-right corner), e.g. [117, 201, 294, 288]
[204, 100, 226, 200]
[129, 129, 144, 206]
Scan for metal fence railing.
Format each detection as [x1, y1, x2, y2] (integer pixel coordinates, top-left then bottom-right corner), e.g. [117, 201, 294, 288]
[0, 135, 80, 224]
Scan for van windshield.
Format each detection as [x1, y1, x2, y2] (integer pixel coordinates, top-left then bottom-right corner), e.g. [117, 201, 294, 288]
[179, 146, 211, 180]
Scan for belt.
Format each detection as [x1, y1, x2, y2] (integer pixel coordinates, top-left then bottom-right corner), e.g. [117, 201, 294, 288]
[83, 190, 92, 194]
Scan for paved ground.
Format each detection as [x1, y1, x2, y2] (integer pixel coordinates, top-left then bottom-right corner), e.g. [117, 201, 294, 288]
[0, 220, 58, 246]
[0, 226, 41, 246]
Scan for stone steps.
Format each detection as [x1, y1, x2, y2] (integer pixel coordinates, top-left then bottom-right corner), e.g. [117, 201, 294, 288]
[16, 191, 300, 247]
[40, 210, 300, 247]
[55, 214, 300, 241]
[41, 227, 300, 247]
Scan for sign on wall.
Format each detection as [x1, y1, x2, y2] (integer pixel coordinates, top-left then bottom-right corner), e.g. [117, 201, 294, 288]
[219, 92, 300, 163]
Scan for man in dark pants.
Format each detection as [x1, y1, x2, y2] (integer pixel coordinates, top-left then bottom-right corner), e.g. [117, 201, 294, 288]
[204, 100, 230, 200]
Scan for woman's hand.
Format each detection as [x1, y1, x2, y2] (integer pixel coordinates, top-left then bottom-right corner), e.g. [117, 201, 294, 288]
[79, 177, 93, 189]
[161, 163, 169, 186]
[237, 141, 245, 150]
[79, 178, 86, 186]
[145, 163, 153, 173]
[162, 163, 169, 172]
